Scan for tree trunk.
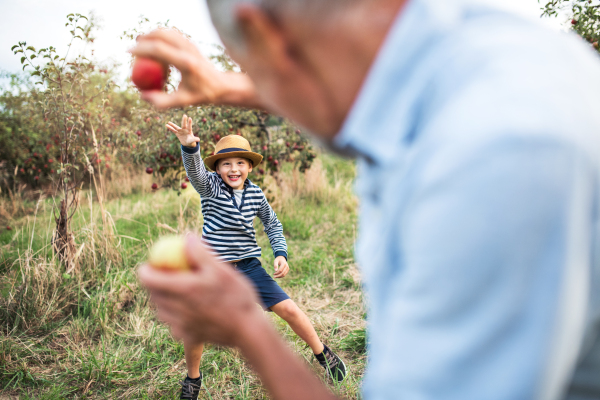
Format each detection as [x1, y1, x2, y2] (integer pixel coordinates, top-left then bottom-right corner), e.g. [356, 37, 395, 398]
[52, 198, 77, 272]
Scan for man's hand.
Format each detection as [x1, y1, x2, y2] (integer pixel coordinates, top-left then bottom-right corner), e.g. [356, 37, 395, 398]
[129, 29, 261, 110]
[139, 234, 338, 400]
[166, 114, 199, 148]
[274, 256, 289, 278]
[138, 234, 264, 346]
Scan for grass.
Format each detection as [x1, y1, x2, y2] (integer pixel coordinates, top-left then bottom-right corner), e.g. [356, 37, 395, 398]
[0, 155, 366, 399]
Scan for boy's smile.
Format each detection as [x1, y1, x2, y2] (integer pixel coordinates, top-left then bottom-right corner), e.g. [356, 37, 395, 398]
[215, 157, 253, 190]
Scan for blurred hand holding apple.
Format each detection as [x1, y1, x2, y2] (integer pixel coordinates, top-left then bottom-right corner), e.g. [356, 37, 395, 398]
[129, 29, 261, 110]
[139, 234, 264, 346]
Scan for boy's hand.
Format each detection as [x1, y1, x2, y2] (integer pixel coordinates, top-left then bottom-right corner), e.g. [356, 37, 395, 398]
[274, 256, 289, 278]
[166, 114, 199, 148]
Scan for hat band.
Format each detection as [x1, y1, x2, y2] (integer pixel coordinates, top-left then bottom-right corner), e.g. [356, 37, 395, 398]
[216, 147, 249, 154]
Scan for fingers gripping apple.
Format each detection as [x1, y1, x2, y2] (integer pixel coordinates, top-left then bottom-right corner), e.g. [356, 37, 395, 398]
[148, 236, 191, 272]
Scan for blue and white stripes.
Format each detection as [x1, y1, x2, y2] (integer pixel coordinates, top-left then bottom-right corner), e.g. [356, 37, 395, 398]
[181, 145, 287, 262]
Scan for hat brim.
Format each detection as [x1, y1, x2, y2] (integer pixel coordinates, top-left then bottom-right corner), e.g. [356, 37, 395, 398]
[204, 151, 263, 171]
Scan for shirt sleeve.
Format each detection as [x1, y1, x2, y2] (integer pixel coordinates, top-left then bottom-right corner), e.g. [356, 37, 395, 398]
[181, 144, 221, 198]
[256, 193, 288, 259]
[362, 138, 594, 400]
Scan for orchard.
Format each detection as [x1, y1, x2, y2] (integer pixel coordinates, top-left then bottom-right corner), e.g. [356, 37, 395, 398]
[0, 14, 316, 269]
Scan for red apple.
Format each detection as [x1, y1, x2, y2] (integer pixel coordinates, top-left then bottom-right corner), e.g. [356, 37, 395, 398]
[6, 226, 11, 231]
[146, 167, 153, 174]
[262, 145, 268, 151]
[131, 57, 167, 91]
[181, 182, 188, 189]
[273, 160, 279, 166]
[267, 156, 273, 161]
[572, 18, 577, 25]
[136, 130, 142, 137]
[151, 183, 158, 190]
[185, 176, 190, 182]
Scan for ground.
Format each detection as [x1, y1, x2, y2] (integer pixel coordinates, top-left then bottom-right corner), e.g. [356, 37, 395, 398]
[0, 155, 366, 399]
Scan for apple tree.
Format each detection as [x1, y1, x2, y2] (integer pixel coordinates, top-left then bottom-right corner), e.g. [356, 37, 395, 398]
[541, 0, 600, 50]
[10, 13, 114, 270]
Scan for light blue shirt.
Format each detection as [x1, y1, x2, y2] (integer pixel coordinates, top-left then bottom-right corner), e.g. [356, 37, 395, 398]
[333, 1, 600, 399]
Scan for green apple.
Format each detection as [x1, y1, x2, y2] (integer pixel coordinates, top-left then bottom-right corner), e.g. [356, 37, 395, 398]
[148, 235, 191, 272]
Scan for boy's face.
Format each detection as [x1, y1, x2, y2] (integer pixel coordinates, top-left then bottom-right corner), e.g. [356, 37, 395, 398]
[215, 157, 253, 190]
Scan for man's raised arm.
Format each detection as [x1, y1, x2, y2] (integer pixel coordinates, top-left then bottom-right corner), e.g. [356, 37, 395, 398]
[130, 29, 263, 110]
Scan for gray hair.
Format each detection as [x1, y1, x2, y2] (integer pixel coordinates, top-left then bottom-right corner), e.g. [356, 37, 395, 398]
[206, 0, 358, 49]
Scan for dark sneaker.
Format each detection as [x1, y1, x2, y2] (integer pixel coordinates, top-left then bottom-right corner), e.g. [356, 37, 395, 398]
[315, 344, 347, 382]
[179, 372, 202, 400]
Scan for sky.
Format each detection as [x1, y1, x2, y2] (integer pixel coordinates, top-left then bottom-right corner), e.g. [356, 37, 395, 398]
[0, 0, 568, 83]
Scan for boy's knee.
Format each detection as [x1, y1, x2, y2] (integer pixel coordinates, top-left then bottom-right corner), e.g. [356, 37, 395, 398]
[274, 300, 301, 320]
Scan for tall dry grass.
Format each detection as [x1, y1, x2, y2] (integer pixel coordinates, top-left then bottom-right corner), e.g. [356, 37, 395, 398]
[0, 154, 365, 399]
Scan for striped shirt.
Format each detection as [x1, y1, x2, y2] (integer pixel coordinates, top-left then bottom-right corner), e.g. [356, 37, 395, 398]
[181, 144, 287, 262]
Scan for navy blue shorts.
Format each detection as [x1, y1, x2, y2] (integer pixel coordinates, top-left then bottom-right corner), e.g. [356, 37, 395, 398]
[232, 258, 290, 310]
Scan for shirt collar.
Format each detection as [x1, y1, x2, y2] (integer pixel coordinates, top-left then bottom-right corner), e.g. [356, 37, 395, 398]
[332, 0, 474, 164]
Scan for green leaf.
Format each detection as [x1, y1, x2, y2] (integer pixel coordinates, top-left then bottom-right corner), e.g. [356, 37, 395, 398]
[30, 54, 36, 59]
[20, 56, 26, 64]
[10, 45, 18, 51]
[26, 46, 36, 52]
[54, 55, 59, 60]
[31, 71, 40, 76]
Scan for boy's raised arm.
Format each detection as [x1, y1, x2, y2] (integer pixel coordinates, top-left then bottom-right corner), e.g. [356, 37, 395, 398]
[130, 29, 263, 110]
[166, 115, 221, 198]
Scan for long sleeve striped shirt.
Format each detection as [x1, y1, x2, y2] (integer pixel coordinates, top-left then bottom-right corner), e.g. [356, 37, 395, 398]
[181, 144, 287, 262]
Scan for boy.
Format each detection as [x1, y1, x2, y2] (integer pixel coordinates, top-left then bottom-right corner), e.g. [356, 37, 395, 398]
[166, 115, 347, 400]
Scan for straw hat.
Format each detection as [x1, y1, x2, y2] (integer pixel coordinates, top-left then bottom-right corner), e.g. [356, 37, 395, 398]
[204, 135, 263, 171]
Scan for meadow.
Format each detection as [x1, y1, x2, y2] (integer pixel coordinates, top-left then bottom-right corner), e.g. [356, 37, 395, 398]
[0, 155, 366, 399]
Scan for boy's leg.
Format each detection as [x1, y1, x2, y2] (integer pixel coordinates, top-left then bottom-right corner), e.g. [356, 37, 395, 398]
[270, 299, 348, 382]
[184, 340, 204, 379]
[269, 299, 324, 354]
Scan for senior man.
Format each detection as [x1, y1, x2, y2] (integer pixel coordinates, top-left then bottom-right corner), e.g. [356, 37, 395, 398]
[135, 0, 600, 399]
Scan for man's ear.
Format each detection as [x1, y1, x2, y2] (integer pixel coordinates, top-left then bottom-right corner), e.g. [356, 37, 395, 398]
[234, 4, 294, 73]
